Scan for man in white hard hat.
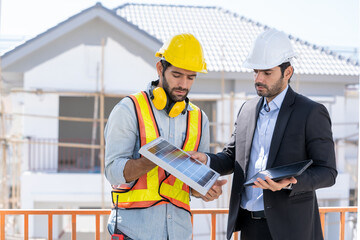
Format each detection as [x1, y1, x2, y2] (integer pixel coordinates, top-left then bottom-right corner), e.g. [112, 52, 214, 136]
[191, 28, 337, 240]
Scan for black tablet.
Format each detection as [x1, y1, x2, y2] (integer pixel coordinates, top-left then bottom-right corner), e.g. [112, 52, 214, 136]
[243, 159, 313, 187]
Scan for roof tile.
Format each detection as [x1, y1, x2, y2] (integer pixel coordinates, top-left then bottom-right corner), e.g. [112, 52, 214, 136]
[115, 3, 359, 76]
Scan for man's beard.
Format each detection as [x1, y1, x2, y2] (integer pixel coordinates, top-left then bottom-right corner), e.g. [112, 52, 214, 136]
[162, 75, 189, 102]
[255, 76, 285, 99]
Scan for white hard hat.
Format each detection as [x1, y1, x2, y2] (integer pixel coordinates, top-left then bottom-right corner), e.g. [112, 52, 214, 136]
[243, 28, 297, 70]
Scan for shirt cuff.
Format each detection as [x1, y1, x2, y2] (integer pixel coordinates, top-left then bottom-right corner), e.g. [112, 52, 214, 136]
[206, 154, 211, 167]
[110, 158, 135, 187]
[283, 183, 293, 190]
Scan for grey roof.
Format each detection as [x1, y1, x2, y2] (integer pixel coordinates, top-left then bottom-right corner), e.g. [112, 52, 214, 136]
[1, 3, 161, 70]
[2, 3, 359, 77]
[0, 36, 27, 55]
[115, 3, 359, 76]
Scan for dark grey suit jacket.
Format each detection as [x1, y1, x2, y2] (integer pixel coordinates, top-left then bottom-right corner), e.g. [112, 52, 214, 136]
[208, 86, 337, 240]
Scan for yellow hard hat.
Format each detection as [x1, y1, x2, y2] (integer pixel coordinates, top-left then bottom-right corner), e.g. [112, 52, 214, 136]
[155, 33, 208, 73]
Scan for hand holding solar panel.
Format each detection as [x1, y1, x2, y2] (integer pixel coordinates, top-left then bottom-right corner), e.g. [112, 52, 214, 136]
[139, 137, 220, 196]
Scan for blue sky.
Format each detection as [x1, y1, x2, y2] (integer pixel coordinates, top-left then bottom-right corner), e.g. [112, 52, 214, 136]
[1, 0, 359, 49]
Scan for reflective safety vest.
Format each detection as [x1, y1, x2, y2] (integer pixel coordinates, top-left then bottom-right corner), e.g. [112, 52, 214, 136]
[111, 91, 203, 212]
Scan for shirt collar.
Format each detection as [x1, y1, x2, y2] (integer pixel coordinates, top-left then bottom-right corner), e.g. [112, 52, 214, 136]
[263, 85, 289, 110]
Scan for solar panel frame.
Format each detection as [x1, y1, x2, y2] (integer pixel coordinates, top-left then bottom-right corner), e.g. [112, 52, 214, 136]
[138, 137, 220, 196]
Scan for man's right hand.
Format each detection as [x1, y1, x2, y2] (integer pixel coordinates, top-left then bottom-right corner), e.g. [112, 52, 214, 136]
[188, 151, 208, 165]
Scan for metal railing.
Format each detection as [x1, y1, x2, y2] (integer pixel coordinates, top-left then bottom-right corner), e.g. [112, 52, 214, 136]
[0, 207, 357, 240]
[27, 138, 100, 173]
[319, 207, 357, 240]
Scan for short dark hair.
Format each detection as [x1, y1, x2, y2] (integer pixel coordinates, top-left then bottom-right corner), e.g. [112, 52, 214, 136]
[279, 62, 293, 82]
[160, 60, 172, 77]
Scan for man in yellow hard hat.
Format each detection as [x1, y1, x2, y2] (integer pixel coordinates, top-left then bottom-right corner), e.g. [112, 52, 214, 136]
[191, 28, 337, 240]
[104, 33, 227, 240]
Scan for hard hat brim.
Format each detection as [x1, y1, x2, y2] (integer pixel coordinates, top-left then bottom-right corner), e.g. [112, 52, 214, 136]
[243, 56, 297, 70]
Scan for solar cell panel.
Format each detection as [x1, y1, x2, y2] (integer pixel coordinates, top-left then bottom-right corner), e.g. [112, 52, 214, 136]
[139, 137, 220, 196]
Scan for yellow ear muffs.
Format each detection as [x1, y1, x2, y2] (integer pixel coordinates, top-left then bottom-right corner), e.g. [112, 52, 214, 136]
[151, 86, 187, 118]
[152, 87, 167, 110]
[168, 101, 186, 118]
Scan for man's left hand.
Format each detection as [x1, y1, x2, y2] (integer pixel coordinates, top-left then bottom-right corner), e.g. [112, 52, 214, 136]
[253, 176, 297, 191]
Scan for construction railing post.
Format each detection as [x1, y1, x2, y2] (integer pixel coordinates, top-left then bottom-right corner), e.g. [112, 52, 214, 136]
[340, 211, 345, 240]
[0, 212, 5, 240]
[24, 213, 28, 240]
[320, 211, 326, 237]
[0, 56, 6, 210]
[48, 213, 53, 240]
[72, 213, 76, 240]
[210, 213, 216, 240]
[100, 38, 106, 210]
[96, 214, 101, 240]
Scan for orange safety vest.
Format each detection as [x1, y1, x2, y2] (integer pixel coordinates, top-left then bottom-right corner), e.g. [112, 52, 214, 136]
[111, 91, 202, 213]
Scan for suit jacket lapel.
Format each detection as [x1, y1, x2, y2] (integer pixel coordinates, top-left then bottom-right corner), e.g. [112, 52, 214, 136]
[267, 86, 296, 168]
[244, 97, 263, 169]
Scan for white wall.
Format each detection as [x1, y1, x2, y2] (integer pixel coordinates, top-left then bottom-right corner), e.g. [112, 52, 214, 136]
[25, 45, 97, 91]
[24, 41, 157, 93]
[104, 38, 157, 93]
[22, 93, 58, 138]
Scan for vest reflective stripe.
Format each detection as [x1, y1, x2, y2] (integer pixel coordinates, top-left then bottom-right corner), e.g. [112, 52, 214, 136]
[160, 179, 190, 206]
[129, 91, 160, 146]
[112, 91, 202, 212]
[182, 102, 202, 151]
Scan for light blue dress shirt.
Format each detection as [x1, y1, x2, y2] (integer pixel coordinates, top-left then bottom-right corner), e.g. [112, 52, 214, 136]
[241, 86, 288, 211]
[104, 82, 210, 240]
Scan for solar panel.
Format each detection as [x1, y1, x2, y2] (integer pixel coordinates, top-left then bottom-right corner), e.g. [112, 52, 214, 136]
[138, 137, 220, 196]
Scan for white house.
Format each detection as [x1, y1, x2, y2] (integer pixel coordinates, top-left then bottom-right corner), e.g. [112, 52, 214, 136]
[1, 3, 359, 239]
